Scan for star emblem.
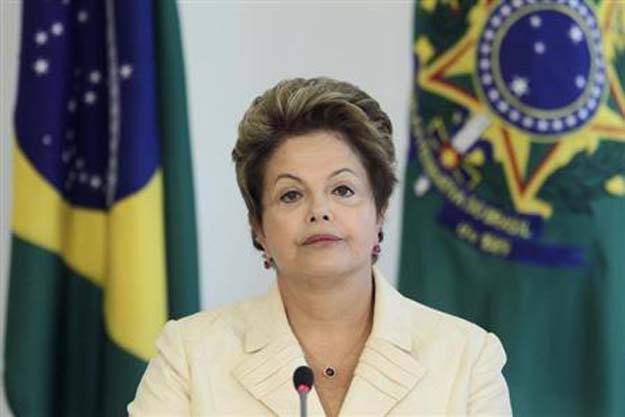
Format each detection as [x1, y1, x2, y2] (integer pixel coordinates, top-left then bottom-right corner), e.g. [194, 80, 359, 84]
[120, 64, 133, 79]
[34, 31, 48, 45]
[77, 10, 89, 24]
[84, 91, 97, 105]
[33, 58, 49, 76]
[89, 70, 102, 84]
[415, 0, 625, 218]
[533, 41, 546, 54]
[510, 76, 529, 97]
[530, 15, 542, 28]
[569, 25, 584, 44]
[90, 176, 102, 189]
[51, 22, 64, 36]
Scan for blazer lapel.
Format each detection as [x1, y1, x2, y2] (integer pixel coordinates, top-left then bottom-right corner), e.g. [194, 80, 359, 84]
[338, 339, 427, 416]
[232, 283, 326, 417]
[233, 336, 306, 416]
[338, 269, 429, 416]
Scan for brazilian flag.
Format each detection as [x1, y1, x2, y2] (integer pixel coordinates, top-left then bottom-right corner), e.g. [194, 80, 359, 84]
[399, 0, 625, 416]
[4, 1, 199, 416]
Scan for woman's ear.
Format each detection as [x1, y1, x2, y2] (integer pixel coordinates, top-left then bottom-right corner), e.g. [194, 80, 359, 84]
[376, 203, 388, 228]
[249, 214, 266, 249]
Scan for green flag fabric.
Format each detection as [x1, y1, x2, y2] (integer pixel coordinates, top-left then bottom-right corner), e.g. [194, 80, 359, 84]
[4, 1, 199, 416]
[399, 0, 625, 416]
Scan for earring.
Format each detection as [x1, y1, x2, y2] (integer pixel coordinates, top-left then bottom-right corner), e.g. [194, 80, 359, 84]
[262, 253, 273, 269]
[373, 229, 383, 256]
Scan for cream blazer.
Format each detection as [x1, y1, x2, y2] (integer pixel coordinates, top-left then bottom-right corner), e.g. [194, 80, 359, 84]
[128, 269, 512, 416]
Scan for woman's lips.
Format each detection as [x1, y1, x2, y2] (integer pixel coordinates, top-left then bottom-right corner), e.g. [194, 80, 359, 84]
[303, 234, 342, 245]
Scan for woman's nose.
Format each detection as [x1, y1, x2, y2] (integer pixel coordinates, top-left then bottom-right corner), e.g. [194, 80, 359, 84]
[308, 195, 331, 223]
[309, 213, 330, 223]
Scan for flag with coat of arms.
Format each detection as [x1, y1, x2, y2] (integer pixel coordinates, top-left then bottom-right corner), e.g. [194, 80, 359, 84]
[399, 0, 625, 415]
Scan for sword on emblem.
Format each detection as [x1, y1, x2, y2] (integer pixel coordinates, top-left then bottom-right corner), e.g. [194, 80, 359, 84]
[414, 111, 491, 197]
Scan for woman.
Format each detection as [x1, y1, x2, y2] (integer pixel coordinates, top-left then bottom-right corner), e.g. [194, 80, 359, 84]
[128, 78, 512, 416]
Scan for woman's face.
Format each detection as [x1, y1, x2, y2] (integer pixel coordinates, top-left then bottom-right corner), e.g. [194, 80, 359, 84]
[253, 130, 382, 282]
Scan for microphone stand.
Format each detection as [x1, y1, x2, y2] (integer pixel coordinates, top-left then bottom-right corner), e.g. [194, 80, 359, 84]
[298, 390, 309, 417]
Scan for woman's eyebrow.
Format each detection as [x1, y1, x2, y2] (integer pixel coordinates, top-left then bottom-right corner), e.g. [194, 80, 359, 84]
[274, 173, 302, 185]
[273, 168, 357, 186]
[328, 167, 357, 178]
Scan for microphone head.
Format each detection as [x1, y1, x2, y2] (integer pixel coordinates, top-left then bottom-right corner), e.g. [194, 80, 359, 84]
[293, 365, 314, 394]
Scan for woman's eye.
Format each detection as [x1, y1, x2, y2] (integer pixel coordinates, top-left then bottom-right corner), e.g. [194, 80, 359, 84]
[280, 190, 301, 203]
[333, 185, 354, 197]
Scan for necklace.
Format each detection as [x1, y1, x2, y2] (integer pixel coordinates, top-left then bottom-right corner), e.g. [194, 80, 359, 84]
[300, 343, 359, 379]
[298, 322, 371, 380]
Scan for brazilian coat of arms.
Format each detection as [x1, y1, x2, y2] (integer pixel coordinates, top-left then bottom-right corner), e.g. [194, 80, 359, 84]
[411, 0, 625, 266]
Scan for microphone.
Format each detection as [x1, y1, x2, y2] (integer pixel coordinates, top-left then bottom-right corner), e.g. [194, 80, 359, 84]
[293, 366, 314, 417]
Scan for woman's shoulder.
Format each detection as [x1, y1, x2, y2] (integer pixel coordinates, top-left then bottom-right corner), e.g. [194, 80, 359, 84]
[404, 294, 487, 337]
[162, 292, 267, 347]
[375, 271, 493, 346]
[397, 292, 506, 362]
[375, 270, 497, 353]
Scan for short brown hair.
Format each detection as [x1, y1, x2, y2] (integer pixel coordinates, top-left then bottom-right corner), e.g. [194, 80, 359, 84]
[232, 77, 397, 250]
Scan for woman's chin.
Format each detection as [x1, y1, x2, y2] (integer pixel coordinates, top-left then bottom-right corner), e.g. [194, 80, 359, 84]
[291, 255, 364, 280]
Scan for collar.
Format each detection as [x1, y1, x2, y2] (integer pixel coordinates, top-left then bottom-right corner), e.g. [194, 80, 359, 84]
[232, 267, 428, 416]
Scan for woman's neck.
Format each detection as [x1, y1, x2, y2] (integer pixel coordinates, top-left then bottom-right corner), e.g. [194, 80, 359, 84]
[277, 267, 374, 343]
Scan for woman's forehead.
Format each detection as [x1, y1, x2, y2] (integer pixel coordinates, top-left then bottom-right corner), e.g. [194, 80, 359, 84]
[265, 132, 366, 178]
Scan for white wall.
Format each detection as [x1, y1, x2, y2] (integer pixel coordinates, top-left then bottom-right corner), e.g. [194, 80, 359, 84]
[182, 1, 413, 308]
[0, 1, 413, 413]
[1, 1, 21, 415]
